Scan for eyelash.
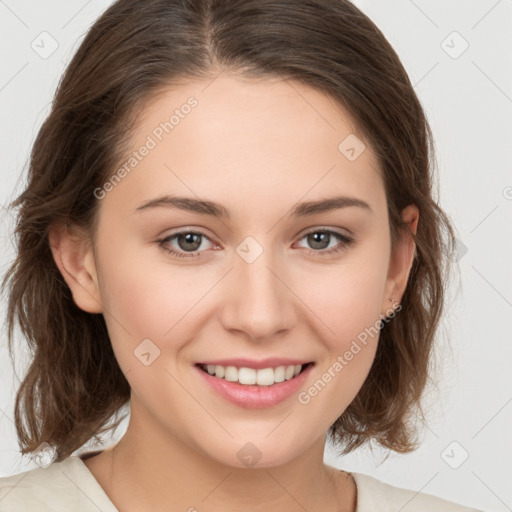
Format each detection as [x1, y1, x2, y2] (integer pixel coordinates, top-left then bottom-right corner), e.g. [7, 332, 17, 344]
[157, 228, 354, 259]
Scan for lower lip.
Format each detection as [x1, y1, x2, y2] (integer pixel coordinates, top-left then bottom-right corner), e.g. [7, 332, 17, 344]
[195, 364, 314, 408]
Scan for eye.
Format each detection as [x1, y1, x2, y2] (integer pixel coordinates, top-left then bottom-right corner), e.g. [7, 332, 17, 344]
[158, 230, 214, 259]
[157, 228, 355, 260]
[295, 229, 354, 256]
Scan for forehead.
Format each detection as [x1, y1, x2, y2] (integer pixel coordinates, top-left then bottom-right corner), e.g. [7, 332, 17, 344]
[106, 72, 386, 218]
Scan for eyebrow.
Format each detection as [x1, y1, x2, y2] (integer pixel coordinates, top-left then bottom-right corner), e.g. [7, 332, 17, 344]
[134, 194, 372, 218]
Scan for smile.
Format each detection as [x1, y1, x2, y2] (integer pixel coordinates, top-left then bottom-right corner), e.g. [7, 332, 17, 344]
[195, 361, 315, 408]
[197, 363, 313, 386]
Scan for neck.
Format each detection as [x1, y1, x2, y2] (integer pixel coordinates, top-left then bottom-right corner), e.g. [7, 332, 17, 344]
[84, 400, 356, 511]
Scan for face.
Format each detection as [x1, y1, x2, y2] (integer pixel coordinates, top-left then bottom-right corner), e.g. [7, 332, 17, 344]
[53, 72, 417, 468]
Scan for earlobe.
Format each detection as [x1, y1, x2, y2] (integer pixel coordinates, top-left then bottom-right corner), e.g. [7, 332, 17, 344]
[382, 204, 419, 312]
[48, 221, 103, 314]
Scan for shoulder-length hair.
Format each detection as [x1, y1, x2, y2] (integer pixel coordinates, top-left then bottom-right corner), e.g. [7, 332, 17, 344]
[2, 0, 456, 462]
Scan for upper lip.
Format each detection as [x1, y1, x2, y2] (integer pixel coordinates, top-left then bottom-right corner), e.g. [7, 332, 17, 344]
[196, 358, 314, 370]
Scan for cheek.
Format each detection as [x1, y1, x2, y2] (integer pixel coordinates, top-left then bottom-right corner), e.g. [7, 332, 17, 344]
[293, 241, 389, 414]
[94, 233, 203, 369]
[299, 241, 390, 348]
[296, 272, 383, 428]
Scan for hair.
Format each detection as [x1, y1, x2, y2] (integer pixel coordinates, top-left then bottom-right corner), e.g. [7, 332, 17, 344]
[2, 0, 456, 463]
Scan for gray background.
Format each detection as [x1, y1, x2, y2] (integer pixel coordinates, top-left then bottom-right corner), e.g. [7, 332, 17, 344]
[1, 1, 511, 511]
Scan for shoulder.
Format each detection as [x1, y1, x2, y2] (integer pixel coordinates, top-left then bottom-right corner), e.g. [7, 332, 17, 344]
[351, 472, 484, 512]
[0, 456, 118, 512]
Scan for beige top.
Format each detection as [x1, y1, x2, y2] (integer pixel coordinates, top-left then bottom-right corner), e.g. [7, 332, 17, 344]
[0, 455, 483, 511]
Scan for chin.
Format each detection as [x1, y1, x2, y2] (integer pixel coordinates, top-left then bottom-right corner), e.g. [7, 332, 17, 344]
[199, 432, 312, 470]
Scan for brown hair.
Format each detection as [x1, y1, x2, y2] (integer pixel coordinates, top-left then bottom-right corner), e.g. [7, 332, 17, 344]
[2, 0, 456, 462]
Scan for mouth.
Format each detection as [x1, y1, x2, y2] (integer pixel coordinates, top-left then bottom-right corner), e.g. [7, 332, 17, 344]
[195, 362, 315, 387]
[195, 360, 315, 408]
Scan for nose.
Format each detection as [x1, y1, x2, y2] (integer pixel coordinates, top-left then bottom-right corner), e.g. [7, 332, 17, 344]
[219, 246, 297, 342]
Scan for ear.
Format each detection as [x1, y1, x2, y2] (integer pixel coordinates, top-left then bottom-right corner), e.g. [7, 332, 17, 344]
[381, 204, 419, 315]
[48, 221, 103, 314]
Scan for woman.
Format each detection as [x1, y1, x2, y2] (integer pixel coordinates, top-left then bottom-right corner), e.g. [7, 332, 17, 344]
[0, 0, 483, 510]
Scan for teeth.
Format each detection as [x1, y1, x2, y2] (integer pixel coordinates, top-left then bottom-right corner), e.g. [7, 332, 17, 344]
[239, 367, 257, 385]
[274, 366, 285, 383]
[202, 364, 305, 386]
[225, 366, 238, 382]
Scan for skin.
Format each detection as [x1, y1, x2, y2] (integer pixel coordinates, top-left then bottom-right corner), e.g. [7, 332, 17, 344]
[49, 71, 418, 512]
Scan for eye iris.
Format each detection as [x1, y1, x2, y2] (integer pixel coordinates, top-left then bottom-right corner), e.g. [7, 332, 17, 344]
[308, 232, 329, 250]
[178, 233, 202, 251]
